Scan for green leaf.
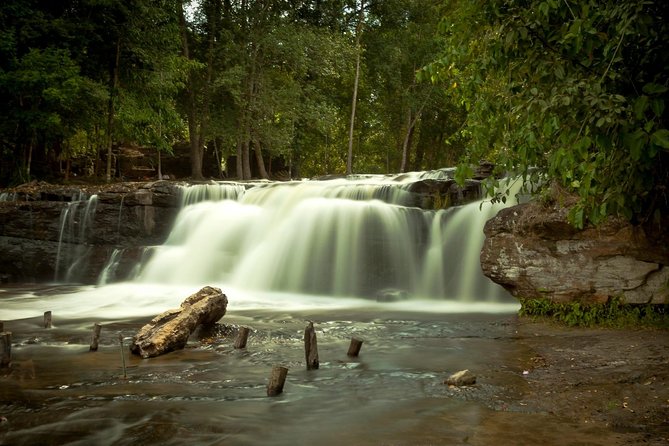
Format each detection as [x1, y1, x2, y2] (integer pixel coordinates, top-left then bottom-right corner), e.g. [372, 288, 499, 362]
[633, 95, 648, 120]
[651, 98, 665, 118]
[624, 129, 647, 161]
[642, 83, 668, 95]
[651, 129, 669, 149]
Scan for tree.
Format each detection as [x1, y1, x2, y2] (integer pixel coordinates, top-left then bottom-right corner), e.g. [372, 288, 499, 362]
[346, 0, 365, 175]
[425, 0, 669, 226]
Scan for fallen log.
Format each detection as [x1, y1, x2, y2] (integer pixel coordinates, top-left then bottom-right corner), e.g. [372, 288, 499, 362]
[130, 286, 228, 358]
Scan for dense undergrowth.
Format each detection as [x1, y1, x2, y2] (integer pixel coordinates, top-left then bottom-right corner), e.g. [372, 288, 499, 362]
[519, 296, 669, 329]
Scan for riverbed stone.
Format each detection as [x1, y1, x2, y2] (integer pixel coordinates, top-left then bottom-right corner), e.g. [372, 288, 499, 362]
[445, 369, 477, 386]
[130, 286, 228, 358]
[481, 201, 669, 304]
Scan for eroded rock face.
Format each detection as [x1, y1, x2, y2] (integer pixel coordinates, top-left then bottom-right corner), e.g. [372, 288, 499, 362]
[481, 202, 669, 304]
[130, 286, 228, 358]
[0, 181, 181, 282]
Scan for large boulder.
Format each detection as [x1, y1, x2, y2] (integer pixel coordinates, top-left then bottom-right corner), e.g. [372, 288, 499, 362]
[481, 201, 669, 304]
[130, 286, 228, 358]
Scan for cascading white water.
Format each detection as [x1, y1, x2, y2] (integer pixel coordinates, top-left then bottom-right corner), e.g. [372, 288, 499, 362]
[135, 177, 518, 302]
[54, 194, 99, 282]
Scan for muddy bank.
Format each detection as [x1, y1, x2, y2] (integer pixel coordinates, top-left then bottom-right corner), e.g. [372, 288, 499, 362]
[514, 319, 669, 446]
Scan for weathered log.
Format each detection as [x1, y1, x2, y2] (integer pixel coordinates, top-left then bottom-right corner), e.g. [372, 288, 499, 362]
[267, 366, 288, 396]
[89, 323, 102, 351]
[304, 321, 319, 370]
[43, 311, 52, 328]
[234, 327, 250, 349]
[347, 337, 363, 357]
[130, 286, 228, 358]
[0, 332, 11, 368]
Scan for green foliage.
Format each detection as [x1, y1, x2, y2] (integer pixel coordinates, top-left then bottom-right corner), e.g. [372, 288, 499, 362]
[0, 0, 464, 184]
[426, 0, 669, 227]
[519, 296, 669, 328]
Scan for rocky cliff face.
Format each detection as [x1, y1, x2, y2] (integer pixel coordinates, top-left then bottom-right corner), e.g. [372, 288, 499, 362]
[0, 181, 181, 283]
[481, 201, 669, 304]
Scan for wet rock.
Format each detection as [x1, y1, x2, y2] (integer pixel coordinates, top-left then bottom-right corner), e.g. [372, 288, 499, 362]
[375, 288, 410, 302]
[0, 181, 182, 283]
[130, 286, 228, 358]
[445, 369, 477, 386]
[481, 202, 669, 304]
[404, 179, 483, 209]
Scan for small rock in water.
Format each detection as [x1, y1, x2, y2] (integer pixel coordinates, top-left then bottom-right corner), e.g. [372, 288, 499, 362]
[375, 288, 409, 303]
[445, 369, 477, 386]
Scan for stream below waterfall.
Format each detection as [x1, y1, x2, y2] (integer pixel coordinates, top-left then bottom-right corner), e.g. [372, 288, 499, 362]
[3, 173, 663, 445]
[0, 284, 650, 446]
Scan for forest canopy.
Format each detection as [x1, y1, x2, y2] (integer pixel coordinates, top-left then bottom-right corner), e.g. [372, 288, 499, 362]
[1, 0, 667, 227]
[0, 0, 457, 185]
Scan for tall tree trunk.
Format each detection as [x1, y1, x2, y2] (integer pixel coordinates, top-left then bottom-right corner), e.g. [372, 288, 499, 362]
[157, 149, 162, 180]
[213, 138, 223, 178]
[253, 137, 269, 179]
[240, 44, 258, 179]
[106, 37, 121, 183]
[179, 3, 204, 180]
[242, 139, 252, 179]
[94, 124, 101, 177]
[400, 109, 412, 173]
[235, 137, 243, 179]
[25, 131, 35, 180]
[346, 1, 364, 176]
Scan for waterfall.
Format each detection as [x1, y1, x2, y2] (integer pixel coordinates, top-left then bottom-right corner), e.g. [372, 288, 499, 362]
[54, 194, 99, 282]
[135, 177, 519, 302]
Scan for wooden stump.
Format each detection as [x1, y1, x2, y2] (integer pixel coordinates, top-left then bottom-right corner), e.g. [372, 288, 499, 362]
[347, 337, 364, 357]
[119, 334, 127, 379]
[0, 332, 11, 368]
[304, 321, 319, 370]
[43, 311, 52, 329]
[234, 327, 250, 349]
[267, 366, 288, 396]
[89, 323, 102, 351]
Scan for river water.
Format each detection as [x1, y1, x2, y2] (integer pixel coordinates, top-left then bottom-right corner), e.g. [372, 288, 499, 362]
[0, 283, 525, 446]
[1, 284, 626, 446]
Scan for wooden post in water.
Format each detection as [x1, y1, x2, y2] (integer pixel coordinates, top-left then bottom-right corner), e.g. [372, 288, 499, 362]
[90, 323, 102, 351]
[0, 322, 4, 332]
[266, 366, 288, 396]
[347, 337, 364, 357]
[118, 334, 127, 379]
[0, 332, 11, 368]
[304, 321, 319, 370]
[43, 311, 52, 328]
[234, 327, 250, 349]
